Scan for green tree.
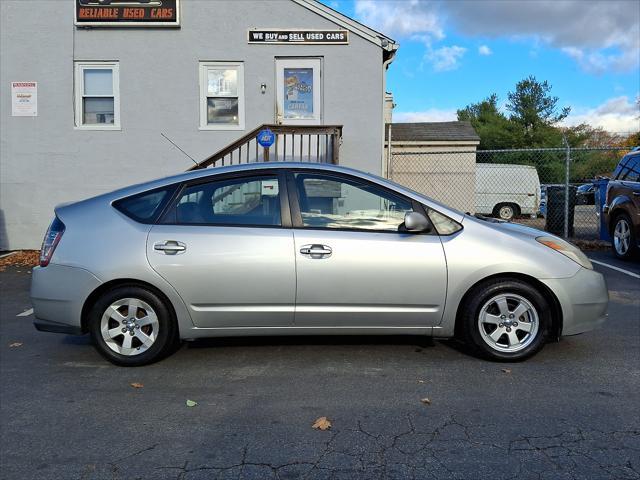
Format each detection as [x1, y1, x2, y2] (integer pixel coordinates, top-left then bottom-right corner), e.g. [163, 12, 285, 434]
[506, 76, 571, 147]
[456, 94, 518, 149]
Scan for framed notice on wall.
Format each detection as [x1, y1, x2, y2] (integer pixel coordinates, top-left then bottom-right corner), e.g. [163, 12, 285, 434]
[11, 82, 37, 117]
[75, 0, 180, 27]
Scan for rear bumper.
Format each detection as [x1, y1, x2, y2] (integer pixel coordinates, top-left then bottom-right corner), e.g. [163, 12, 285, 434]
[30, 264, 102, 334]
[541, 267, 609, 336]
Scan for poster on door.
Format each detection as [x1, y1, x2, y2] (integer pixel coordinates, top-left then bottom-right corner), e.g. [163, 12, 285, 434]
[283, 68, 313, 119]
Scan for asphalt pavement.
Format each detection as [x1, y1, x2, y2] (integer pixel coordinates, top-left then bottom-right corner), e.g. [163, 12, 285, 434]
[1, 256, 639, 480]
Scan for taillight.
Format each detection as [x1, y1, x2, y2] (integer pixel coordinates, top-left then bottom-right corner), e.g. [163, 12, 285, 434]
[40, 217, 65, 267]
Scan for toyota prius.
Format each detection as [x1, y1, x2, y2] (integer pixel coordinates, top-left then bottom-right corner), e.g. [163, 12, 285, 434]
[31, 163, 608, 366]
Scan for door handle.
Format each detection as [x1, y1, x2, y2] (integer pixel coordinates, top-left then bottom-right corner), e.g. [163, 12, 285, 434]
[300, 244, 332, 258]
[154, 241, 186, 255]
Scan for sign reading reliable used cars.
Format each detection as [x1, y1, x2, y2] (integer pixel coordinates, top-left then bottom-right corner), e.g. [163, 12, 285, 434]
[75, 0, 179, 27]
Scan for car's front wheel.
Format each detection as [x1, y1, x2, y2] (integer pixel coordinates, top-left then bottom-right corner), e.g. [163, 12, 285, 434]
[88, 286, 178, 366]
[462, 279, 550, 361]
[612, 213, 637, 260]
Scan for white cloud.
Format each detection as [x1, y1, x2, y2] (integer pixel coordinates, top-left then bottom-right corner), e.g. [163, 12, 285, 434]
[354, 0, 444, 45]
[427, 45, 467, 71]
[478, 45, 492, 56]
[354, 0, 640, 74]
[563, 96, 640, 132]
[443, 1, 639, 73]
[394, 109, 458, 123]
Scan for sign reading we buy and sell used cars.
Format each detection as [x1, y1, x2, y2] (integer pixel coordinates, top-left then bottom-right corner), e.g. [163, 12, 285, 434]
[248, 29, 349, 44]
[75, 0, 179, 27]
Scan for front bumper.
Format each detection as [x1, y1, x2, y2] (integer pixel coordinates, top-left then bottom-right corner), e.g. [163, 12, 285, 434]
[541, 267, 608, 336]
[31, 264, 102, 334]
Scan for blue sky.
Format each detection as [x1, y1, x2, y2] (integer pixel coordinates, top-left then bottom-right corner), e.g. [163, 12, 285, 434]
[321, 0, 640, 133]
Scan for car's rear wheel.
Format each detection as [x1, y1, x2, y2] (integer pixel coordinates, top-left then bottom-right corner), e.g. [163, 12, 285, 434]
[612, 213, 637, 260]
[88, 286, 178, 366]
[494, 203, 518, 221]
[462, 279, 550, 361]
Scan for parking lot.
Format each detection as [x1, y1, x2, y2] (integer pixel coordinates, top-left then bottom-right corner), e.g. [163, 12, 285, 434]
[1, 253, 639, 480]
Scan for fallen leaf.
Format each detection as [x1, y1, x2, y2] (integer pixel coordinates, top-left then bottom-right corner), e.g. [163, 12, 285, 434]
[9, 342, 23, 348]
[130, 382, 144, 389]
[312, 416, 332, 430]
[420, 397, 432, 406]
[502, 368, 512, 374]
[186, 399, 198, 407]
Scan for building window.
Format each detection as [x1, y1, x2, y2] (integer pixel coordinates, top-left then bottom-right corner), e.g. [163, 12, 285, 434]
[74, 62, 120, 129]
[199, 62, 245, 130]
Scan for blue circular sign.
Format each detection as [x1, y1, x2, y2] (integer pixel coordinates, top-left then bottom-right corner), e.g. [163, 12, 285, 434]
[257, 128, 276, 148]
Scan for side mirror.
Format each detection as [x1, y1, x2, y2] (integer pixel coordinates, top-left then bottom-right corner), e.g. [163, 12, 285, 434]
[403, 211, 431, 233]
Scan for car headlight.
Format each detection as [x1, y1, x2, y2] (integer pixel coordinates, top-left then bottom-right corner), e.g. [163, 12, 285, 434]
[536, 236, 593, 270]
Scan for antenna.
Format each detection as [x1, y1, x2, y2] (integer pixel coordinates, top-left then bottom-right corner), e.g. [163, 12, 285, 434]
[160, 132, 200, 168]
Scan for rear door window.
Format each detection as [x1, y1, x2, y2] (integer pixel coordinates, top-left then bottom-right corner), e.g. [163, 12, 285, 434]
[614, 154, 640, 181]
[165, 175, 282, 227]
[622, 155, 640, 182]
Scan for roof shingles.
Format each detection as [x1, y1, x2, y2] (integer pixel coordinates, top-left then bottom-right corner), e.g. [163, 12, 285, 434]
[385, 121, 480, 142]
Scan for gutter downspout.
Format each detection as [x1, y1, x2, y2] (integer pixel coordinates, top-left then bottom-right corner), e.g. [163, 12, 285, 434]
[381, 42, 398, 177]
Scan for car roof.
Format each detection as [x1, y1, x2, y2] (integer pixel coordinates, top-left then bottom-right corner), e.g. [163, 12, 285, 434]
[58, 162, 466, 222]
[113, 162, 377, 195]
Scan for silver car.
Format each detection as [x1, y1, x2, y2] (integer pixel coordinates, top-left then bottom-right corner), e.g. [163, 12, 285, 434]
[31, 163, 608, 366]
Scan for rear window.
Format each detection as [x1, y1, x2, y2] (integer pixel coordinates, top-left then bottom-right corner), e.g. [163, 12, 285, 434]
[113, 186, 176, 224]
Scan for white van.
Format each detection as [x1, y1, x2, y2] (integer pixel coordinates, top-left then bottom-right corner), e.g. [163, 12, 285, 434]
[475, 163, 541, 220]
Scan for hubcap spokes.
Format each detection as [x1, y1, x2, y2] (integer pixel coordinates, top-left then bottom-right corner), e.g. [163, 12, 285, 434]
[100, 298, 159, 356]
[614, 220, 630, 255]
[478, 294, 539, 353]
[499, 207, 512, 220]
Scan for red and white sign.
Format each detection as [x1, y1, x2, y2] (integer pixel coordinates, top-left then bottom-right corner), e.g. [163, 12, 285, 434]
[11, 82, 37, 117]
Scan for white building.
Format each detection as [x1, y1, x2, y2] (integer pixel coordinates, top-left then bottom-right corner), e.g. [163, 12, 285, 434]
[1, 0, 397, 249]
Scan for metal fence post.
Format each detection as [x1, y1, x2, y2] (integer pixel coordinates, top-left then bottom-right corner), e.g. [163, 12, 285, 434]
[562, 135, 571, 238]
[386, 123, 392, 179]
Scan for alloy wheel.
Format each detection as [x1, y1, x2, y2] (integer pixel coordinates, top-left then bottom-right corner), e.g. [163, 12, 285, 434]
[100, 298, 159, 356]
[477, 293, 539, 353]
[614, 218, 630, 256]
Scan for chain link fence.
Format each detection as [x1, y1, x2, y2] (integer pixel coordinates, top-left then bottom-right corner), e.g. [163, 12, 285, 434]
[388, 146, 632, 240]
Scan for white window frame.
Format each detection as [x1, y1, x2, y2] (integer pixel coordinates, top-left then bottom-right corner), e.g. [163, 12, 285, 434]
[74, 62, 120, 130]
[199, 62, 245, 131]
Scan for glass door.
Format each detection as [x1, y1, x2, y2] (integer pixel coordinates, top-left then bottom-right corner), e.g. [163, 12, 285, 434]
[275, 58, 322, 126]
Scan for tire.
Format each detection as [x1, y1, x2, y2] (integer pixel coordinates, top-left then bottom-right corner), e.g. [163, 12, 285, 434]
[494, 203, 518, 221]
[612, 213, 637, 260]
[461, 278, 550, 361]
[88, 286, 178, 366]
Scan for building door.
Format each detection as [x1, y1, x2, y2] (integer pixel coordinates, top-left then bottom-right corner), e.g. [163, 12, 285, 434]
[275, 58, 322, 125]
[275, 58, 324, 161]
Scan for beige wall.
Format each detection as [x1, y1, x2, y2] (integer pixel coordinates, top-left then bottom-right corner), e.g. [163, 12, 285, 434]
[386, 141, 479, 213]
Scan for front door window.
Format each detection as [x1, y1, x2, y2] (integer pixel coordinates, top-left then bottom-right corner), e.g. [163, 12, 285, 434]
[293, 172, 414, 232]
